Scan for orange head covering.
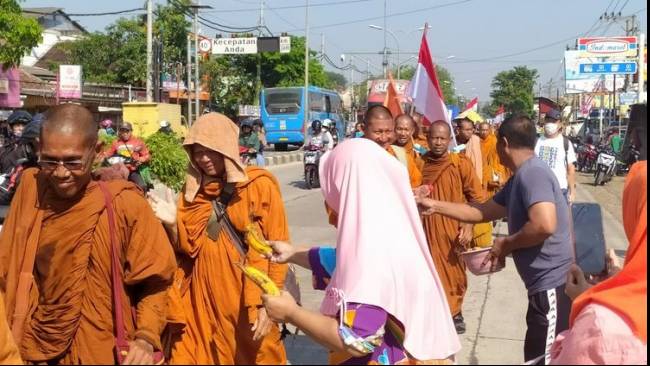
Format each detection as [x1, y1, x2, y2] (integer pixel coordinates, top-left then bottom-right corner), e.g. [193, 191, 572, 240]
[182, 113, 248, 202]
[570, 161, 647, 343]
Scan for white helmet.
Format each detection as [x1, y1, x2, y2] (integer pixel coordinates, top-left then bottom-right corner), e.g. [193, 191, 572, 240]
[322, 118, 332, 127]
[160, 120, 170, 128]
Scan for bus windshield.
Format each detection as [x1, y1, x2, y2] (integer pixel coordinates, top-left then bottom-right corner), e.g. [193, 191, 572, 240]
[265, 89, 302, 115]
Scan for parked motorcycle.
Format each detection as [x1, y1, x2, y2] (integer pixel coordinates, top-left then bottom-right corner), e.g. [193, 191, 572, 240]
[576, 143, 598, 173]
[593, 147, 617, 186]
[303, 144, 324, 189]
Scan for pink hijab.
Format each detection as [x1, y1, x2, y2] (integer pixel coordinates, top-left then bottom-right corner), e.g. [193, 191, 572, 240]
[318, 138, 461, 361]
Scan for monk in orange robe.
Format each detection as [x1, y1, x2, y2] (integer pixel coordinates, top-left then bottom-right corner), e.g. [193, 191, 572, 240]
[454, 118, 492, 248]
[150, 113, 288, 365]
[412, 111, 429, 151]
[0, 295, 21, 364]
[478, 122, 510, 198]
[0, 104, 176, 364]
[395, 114, 425, 172]
[420, 121, 485, 334]
[363, 105, 422, 188]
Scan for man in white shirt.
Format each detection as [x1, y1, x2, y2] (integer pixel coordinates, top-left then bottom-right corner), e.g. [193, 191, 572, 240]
[534, 109, 577, 203]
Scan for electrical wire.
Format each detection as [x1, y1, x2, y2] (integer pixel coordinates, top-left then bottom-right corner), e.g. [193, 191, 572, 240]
[23, 8, 144, 16]
[203, 0, 371, 14]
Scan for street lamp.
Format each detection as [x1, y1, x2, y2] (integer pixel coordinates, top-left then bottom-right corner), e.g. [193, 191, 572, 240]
[369, 24, 400, 79]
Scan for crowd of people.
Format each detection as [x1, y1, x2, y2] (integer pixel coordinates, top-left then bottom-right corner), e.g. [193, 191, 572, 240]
[0, 102, 645, 365]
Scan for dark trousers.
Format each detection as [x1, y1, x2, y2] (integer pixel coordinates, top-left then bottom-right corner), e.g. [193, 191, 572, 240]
[524, 284, 572, 365]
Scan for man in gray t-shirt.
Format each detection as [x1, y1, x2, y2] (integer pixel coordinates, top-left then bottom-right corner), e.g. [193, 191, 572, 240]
[415, 115, 573, 365]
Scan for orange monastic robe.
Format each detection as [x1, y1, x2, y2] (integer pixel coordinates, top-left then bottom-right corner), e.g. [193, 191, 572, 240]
[401, 140, 425, 172]
[0, 295, 21, 365]
[169, 167, 288, 365]
[480, 133, 510, 198]
[387, 145, 423, 188]
[0, 169, 176, 364]
[421, 153, 484, 316]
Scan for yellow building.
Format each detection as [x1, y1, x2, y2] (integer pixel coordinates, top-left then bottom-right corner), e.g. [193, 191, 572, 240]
[121, 102, 187, 138]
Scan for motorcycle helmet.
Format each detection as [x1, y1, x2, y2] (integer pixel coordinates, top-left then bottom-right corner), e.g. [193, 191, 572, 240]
[8, 110, 32, 126]
[311, 120, 322, 133]
[322, 119, 332, 128]
[100, 119, 113, 129]
[240, 118, 254, 129]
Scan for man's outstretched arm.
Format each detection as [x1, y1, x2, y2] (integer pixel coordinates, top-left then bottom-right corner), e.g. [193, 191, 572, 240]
[417, 197, 507, 223]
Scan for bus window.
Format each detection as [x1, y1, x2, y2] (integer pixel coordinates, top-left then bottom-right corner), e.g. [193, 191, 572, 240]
[325, 96, 332, 114]
[310, 92, 324, 112]
[265, 89, 302, 115]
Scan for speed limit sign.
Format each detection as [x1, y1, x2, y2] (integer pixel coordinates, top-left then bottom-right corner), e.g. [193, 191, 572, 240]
[199, 38, 212, 53]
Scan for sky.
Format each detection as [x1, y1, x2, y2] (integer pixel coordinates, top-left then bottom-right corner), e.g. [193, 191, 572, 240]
[23, 0, 648, 103]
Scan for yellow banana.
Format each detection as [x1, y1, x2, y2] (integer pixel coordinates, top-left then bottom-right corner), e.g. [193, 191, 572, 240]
[238, 264, 280, 296]
[245, 223, 273, 256]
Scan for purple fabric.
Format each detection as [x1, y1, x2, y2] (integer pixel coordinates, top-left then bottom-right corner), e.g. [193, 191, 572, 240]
[0, 67, 21, 108]
[309, 247, 330, 290]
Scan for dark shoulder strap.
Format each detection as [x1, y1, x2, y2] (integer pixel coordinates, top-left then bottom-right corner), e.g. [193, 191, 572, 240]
[563, 136, 569, 167]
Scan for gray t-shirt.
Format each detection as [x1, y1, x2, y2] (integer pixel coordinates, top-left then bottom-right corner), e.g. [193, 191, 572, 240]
[494, 156, 573, 296]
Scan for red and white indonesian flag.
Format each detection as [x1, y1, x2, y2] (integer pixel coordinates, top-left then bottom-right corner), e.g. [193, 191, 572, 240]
[405, 24, 451, 135]
[464, 97, 479, 113]
[494, 105, 505, 124]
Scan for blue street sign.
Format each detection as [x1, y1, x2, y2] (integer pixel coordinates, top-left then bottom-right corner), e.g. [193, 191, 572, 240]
[579, 62, 638, 75]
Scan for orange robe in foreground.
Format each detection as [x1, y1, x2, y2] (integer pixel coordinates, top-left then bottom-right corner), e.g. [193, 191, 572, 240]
[480, 134, 510, 198]
[168, 167, 288, 365]
[0, 295, 21, 365]
[387, 145, 423, 188]
[421, 153, 484, 316]
[0, 169, 176, 364]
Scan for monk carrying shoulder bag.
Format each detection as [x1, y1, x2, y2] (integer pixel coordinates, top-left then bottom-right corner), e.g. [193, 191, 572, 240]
[99, 182, 165, 365]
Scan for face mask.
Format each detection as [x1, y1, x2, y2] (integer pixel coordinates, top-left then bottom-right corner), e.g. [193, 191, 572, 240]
[544, 123, 560, 136]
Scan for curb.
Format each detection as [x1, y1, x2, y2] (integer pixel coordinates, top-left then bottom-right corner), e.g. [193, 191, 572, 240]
[264, 152, 304, 167]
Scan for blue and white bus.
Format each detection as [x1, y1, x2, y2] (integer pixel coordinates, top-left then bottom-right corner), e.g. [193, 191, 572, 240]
[260, 86, 345, 150]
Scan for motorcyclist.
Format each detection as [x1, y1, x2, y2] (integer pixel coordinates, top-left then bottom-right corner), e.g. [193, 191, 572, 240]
[99, 119, 116, 136]
[308, 120, 333, 151]
[322, 118, 339, 147]
[0, 114, 44, 205]
[2, 111, 32, 153]
[238, 119, 260, 164]
[158, 120, 174, 135]
[103, 122, 151, 191]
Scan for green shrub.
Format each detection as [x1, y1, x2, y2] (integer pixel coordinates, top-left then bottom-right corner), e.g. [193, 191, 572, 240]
[145, 132, 188, 192]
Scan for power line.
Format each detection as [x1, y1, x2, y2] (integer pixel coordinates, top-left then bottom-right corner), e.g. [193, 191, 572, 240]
[203, 0, 370, 13]
[284, 0, 475, 32]
[23, 8, 144, 16]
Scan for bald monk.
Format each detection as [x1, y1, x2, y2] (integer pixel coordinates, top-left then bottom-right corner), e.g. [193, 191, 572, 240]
[363, 105, 422, 188]
[0, 295, 21, 364]
[478, 122, 509, 197]
[0, 104, 176, 364]
[148, 113, 289, 364]
[412, 111, 429, 153]
[395, 114, 424, 171]
[455, 118, 493, 248]
[419, 121, 485, 334]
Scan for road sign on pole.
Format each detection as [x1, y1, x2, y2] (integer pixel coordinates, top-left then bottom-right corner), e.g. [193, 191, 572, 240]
[199, 38, 212, 53]
[579, 62, 638, 75]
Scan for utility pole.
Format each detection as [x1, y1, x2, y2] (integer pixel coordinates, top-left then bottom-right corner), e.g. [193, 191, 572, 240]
[382, 0, 387, 78]
[187, 34, 192, 126]
[639, 33, 645, 103]
[304, 0, 310, 127]
[146, 0, 153, 102]
[193, 6, 200, 119]
[320, 33, 325, 65]
[349, 55, 354, 123]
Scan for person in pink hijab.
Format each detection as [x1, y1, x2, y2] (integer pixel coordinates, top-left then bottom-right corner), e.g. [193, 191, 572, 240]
[262, 138, 461, 364]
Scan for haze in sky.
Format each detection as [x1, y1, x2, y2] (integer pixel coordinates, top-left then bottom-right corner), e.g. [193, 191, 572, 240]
[23, 0, 648, 104]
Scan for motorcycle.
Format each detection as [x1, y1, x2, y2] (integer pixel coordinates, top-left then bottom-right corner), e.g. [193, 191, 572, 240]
[593, 147, 617, 186]
[103, 154, 152, 192]
[576, 143, 598, 173]
[239, 146, 258, 166]
[303, 144, 324, 189]
[616, 145, 640, 176]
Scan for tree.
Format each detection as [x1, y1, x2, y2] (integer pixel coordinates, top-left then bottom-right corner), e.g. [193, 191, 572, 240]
[202, 36, 332, 116]
[490, 66, 539, 118]
[61, 2, 190, 85]
[0, 0, 42, 69]
[325, 71, 346, 91]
